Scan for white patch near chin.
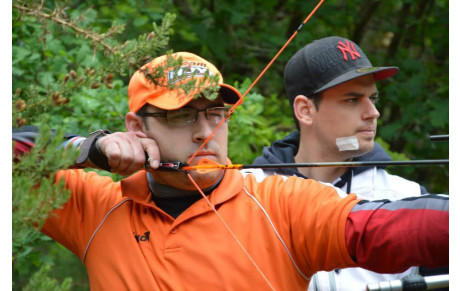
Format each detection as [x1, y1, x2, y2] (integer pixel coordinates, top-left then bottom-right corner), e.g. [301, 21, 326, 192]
[336, 136, 359, 151]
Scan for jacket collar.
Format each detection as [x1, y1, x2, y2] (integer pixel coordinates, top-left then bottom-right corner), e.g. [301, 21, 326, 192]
[120, 170, 152, 203]
[120, 160, 244, 206]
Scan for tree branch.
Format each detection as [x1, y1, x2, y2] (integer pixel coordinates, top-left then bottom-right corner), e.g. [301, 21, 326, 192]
[13, 2, 121, 55]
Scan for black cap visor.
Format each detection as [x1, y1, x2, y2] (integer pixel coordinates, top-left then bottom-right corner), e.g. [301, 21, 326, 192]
[313, 66, 399, 94]
[219, 84, 242, 105]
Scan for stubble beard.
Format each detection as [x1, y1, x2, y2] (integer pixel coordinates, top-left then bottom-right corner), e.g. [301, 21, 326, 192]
[338, 138, 374, 160]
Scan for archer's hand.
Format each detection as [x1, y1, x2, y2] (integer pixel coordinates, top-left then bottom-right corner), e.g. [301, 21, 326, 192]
[97, 131, 160, 176]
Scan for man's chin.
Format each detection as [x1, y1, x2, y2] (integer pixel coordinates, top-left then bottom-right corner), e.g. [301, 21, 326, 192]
[361, 139, 375, 151]
[188, 169, 224, 189]
[340, 145, 374, 159]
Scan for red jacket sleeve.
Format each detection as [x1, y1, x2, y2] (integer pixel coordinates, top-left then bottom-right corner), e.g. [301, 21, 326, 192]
[12, 126, 82, 157]
[345, 194, 448, 273]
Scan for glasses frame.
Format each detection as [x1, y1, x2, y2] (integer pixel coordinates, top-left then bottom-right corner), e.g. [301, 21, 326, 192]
[139, 106, 231, 126]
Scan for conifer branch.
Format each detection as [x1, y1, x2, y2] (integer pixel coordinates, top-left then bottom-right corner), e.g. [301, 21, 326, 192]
[13, 1, 124, 55]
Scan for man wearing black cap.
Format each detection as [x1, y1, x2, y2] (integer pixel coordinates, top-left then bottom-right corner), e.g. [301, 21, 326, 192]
[248, 36, 446, 290]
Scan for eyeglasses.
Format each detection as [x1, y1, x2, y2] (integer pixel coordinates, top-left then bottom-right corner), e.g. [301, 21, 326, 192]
[139, 107, 231, 126]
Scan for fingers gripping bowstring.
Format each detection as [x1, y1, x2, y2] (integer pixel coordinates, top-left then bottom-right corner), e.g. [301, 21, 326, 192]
[186, 1, 325, 288]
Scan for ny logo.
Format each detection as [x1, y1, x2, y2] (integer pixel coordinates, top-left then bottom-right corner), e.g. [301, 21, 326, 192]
[337, 40, 361, 61]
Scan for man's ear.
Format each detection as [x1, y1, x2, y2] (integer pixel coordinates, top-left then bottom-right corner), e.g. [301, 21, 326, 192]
[293, 95, 316, 126]
[125, 112, 144, 132]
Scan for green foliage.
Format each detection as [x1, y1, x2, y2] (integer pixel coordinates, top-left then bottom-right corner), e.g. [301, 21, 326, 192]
[12, 122, 78, 289]
[23, 264, 72, 291]
[12, 122, 77, 236]
[229, 79, 293, 163]
[12, 0, 177, 127]
[375, 137, 409, 161]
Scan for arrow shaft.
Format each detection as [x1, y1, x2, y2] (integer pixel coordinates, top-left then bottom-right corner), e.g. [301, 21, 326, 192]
[430, 135, 449, 142]
[178, 159, 449, 172]
[241, 159, 449, 169]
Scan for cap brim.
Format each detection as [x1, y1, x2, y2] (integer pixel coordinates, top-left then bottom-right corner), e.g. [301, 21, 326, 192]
[219, 83, 242, 105]
[313, 66, 399, 94]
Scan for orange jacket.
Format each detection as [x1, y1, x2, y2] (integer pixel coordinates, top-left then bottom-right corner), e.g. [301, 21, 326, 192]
[42, 169, 359, 290]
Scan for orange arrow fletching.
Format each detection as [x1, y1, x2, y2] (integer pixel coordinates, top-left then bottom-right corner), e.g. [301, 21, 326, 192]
[182, 158, 243, 173]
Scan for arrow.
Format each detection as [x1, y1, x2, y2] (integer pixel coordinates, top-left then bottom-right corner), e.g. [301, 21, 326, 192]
[430, 134, 449, 142]
[150, 158, 449, 173]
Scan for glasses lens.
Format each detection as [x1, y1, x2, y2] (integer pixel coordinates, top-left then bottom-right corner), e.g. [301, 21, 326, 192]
[167, 108, 197, 125]
[165, 107, 230, 126]
[206, 107, 229, 125]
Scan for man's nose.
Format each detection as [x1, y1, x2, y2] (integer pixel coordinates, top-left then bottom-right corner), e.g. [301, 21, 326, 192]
[363, 99, 380, 120]
[192, 112, 213, 143]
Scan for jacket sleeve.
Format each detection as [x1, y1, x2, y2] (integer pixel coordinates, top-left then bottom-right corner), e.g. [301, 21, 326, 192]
[345, 194, 448, 273]
[41, 169, 124, 259]
[13, 126, 84, 157]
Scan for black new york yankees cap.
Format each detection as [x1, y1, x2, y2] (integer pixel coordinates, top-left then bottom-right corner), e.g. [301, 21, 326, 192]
[284, 36, 399, 107]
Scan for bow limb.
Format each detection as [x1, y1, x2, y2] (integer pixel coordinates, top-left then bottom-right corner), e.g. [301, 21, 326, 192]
[185, 2, 326, 289]
[188, 0, 325, 163]
[234, 0, 325, 115]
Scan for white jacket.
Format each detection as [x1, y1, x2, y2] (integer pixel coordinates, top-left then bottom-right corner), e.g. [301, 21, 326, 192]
[241, 167, 422, 291]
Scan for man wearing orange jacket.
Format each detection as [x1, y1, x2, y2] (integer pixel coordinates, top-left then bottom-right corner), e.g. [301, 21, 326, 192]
[13, 52, 448, 290]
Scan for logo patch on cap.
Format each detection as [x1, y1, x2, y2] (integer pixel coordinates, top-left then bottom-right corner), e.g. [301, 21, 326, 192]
[356, 68, 379, 73]
[167, 66, 213, 84]
[337, 40, 361, 61]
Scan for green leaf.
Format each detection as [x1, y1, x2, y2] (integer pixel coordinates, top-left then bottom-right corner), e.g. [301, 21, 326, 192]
[133, 17, 148, 27]
[12, 46, 31, 63]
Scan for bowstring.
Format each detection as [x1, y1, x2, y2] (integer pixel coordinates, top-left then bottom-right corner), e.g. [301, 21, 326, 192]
[185, 1, 325, 288]
[186, 173, 276, 290]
